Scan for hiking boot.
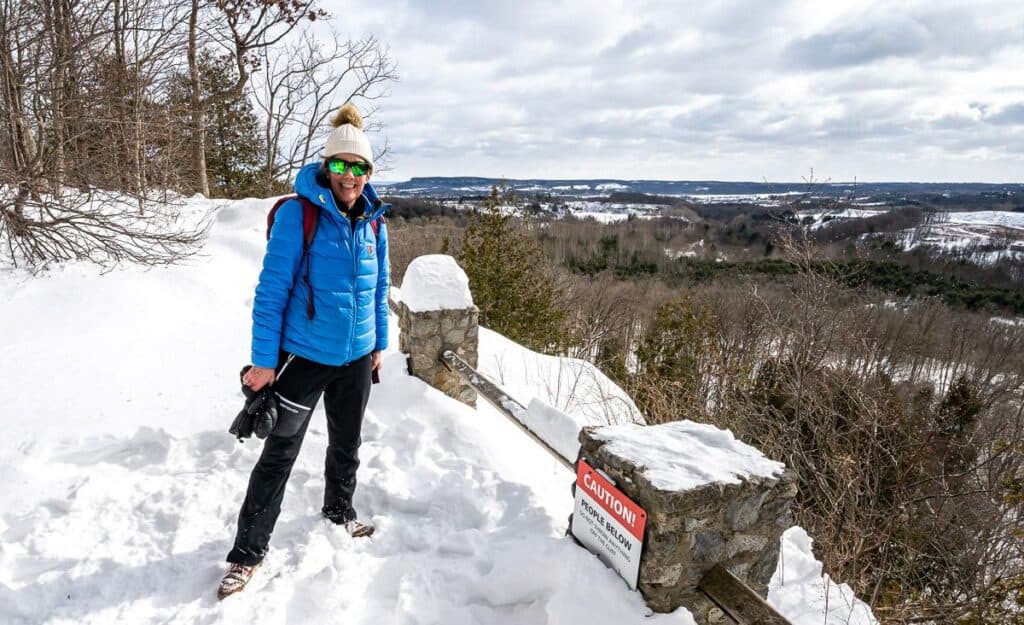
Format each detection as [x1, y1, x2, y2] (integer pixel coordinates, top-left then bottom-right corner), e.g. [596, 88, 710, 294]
[217, 562, 260, 600]
[323, 504, 375, 537]
[343, 519, 376, 538]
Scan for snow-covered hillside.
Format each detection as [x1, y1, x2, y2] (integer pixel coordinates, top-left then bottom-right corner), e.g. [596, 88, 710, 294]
[892, 210, 1024, 263]
[802, 207, 1024, 264]
[1, 196, 876, 624]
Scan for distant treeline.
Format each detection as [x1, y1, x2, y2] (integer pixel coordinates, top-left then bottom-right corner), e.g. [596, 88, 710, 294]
[384, 192, 1024, 315]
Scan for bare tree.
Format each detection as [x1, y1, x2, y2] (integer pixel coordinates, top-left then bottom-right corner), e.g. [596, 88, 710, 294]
[1, 0, 45, 190]
[251, 30, 396, 193]
[185, 0, 325, 196]
[0, 0, 395, 267]
[107, 0, 191, 210]
[0, 0, 209, 267]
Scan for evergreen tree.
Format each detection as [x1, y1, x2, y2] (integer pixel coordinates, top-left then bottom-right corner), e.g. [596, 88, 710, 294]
[633, 293, 723, 422]
[167, 53, 261, 198]
[937, 374, 983, 472]
[458, 183, 566, 352]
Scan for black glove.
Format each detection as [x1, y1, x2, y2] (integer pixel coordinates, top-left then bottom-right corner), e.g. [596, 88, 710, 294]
[229, 365, 279, 441]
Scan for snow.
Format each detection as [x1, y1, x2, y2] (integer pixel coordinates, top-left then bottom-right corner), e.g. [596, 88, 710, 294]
[798, 207, 889, 229]
[684, 191, 805, 204]
[400, 254, 474, 312]
[571, 210, 633, 224]
[944, 210, 1024, 230]
[522, 399, 584, 462]
[884, 210, 1024, 265]
[477, 326, 644, 427]
[561, 200, 684, 224]
[991, 316, 1024, 327]
[768, 528, 878, 625]
[0, 193, 875, 624]
[664, 245, 700, 260]
[587, 422, 786, 491]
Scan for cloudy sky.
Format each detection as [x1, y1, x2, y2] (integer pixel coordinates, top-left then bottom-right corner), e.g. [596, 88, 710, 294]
[319, 0, 1023, 182]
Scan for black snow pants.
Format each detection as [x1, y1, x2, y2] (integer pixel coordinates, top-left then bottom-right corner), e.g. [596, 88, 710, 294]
[227, 350, 373, 565]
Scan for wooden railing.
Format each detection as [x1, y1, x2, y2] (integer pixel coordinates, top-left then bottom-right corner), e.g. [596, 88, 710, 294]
[699, 565, 793, 625]
[440, 350, 574, 470]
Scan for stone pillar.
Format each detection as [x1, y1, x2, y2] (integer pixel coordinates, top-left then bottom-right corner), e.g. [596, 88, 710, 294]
[577, 422, 797, 624]
[397, 255, 479, 406]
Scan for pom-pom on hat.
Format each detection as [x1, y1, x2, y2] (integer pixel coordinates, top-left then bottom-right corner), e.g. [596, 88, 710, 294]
[324, 103, 373, 171]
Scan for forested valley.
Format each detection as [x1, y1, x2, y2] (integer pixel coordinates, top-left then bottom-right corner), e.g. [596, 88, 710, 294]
[387, 186, 1024, 624]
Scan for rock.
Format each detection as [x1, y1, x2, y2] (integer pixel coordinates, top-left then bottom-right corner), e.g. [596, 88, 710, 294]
[726, 533, 768, 558]
[725, 492, 768, 531]
[693, 531, 725, 563]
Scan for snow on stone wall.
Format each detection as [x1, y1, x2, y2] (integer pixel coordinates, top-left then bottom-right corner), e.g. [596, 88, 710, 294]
[401, 254, 474, 312]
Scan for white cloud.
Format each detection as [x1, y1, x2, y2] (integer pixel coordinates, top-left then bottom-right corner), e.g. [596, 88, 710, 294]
[306, 0, 1024, 182]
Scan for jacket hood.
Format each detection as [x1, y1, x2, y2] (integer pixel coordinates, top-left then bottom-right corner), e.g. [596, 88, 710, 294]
[294, 162, 387, 222]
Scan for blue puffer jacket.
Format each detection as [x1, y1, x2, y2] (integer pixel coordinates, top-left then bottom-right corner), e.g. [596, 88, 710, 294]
[251, 162, 390, 369]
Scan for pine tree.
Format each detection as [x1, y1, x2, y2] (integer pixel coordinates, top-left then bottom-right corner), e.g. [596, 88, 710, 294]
[458, 183, 566, 352]
[166, 53, 261, 198]
[633, 293, 722, 422]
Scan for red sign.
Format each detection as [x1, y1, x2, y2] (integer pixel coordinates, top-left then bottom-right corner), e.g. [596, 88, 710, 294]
[576, 460, 646, 540]
[572, 459, 648, 589]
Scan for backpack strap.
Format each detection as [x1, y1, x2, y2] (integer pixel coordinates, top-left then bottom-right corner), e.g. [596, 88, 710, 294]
[297, 199, 319, 320]
[267, 195, 319, 245]
[267, 195, 320, 320]
[369, 197, 385, 236]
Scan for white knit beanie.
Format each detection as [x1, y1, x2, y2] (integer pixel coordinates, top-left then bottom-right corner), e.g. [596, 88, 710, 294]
[324, 103, 373, 170]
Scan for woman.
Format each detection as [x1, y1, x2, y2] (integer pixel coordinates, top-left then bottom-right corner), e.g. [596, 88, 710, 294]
[218, 103, 390, 600]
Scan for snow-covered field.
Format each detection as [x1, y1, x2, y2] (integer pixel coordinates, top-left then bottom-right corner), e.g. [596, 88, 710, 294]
[802, 207, 1024, 264]
[562, 200, 670, 223]
[891, 210, 1024, 263]
[797, 207, 890, 229]
[684, 191, 806, 205]
[1, 195, 876, 624]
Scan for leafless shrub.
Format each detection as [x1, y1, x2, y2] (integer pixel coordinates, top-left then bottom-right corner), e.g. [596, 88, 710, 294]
[0, 183, 210, 267]
[385, 215, 467, 286]
[705, 236, 1022, 623]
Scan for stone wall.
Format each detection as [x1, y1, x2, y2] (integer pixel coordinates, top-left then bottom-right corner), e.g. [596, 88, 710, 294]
[578, 425, 797, 624]
[397, 301, 479, 406]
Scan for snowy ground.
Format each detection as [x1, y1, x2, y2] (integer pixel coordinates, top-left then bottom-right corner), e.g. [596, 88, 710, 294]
[890, 210, 1024, 264]
[796, 207, 890, 229]
[683, 191, 806, 205]
[796, 206, 1024, 264]
[1, 195, 875, 624]
[561, 201, 670, 223]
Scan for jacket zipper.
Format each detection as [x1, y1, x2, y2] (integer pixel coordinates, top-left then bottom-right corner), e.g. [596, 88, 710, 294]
[347, 218, 360, 361]
[334, 196, 381, 365]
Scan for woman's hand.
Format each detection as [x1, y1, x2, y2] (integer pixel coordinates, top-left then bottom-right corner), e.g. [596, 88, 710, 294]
[371, 350, 382, 371]
[243, 366, 276, 391]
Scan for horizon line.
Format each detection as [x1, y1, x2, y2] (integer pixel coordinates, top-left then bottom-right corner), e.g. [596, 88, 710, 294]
[373, 176, 1024, 186]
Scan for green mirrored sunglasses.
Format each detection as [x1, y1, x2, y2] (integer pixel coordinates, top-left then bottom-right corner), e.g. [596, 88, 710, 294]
[327, 158, 370, 177]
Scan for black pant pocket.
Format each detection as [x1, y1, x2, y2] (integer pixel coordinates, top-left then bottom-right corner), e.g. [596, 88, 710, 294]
[272, 392, 313, 437]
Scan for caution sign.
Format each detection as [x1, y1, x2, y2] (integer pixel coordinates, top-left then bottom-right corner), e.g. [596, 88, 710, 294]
[571, 459, 647, 589]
